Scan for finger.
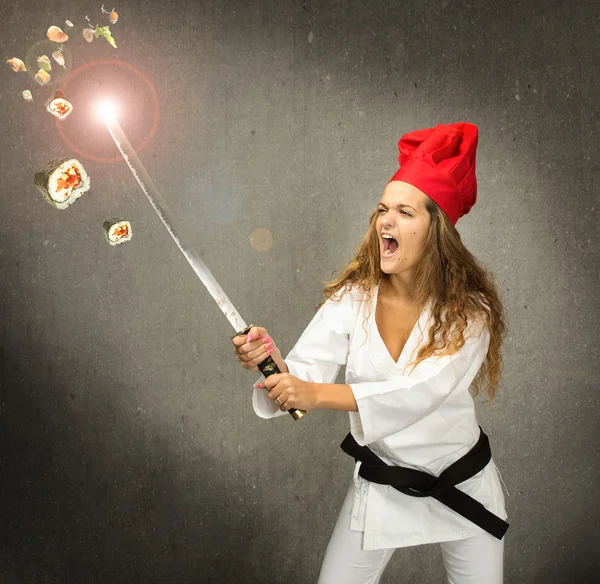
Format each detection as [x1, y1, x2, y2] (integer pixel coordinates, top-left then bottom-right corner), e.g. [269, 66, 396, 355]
[245, 327, 262, 342]
[246, 326, 269, 343]
[265, 374, 283, 392]
[246, 341, 271, 358]
[278, 394, 292, 411]
[270, 392, 285, 407]
[233, 340, 268, 360]
[268, 387, 285, 403]
[234, 336, 271, 358]
[233, 346, 251, 363]
[247, 344, 275, 365]
[231, 327, 264, 347]
[233, 347, 260, 372]
[232, 333, 248, 347]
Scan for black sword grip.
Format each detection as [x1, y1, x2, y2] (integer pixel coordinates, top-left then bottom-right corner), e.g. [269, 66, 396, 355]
[257, 355, 306, 420]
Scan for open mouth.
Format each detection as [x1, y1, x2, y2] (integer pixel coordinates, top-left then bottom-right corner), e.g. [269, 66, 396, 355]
[381, 236, 399, 258]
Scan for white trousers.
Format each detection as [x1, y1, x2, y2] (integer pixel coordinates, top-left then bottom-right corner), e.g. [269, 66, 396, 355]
[317, 483, 504, 584]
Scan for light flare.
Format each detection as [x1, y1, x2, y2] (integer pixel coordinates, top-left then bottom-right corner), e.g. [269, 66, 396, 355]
[96, 98, 118, 121]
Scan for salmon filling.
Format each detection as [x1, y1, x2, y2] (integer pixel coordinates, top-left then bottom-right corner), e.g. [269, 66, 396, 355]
[53, 101, 70, 115]
[111, 225, 129, 239]
[56, 167, 81, 195]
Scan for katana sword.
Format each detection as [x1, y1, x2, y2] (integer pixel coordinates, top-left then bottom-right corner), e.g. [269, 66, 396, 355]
[100, 104, 305, 420]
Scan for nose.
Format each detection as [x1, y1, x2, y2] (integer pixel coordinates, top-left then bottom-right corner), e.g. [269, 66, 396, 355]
[381, 215, 394, 230]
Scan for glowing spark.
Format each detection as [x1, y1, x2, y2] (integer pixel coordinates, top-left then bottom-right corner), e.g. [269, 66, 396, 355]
[96, 98, 118, 121]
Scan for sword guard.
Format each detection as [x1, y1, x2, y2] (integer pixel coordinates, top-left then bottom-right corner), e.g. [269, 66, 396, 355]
[231, 324, 255, 339]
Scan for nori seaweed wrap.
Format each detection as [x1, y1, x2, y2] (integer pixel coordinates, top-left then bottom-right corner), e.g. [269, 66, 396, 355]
[103, 218, 133, 246]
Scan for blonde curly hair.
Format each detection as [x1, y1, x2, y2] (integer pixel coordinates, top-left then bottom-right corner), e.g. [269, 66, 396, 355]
[315, 197, 507, 403]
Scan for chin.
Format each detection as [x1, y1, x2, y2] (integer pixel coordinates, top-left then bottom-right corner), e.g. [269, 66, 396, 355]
[380, 258, 403, 275]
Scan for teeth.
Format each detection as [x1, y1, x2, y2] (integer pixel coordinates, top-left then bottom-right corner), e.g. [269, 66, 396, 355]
[382, 234, 394, 239]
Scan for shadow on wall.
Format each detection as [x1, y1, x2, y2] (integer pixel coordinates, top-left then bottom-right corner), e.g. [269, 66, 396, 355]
[0, 333, 266, 583]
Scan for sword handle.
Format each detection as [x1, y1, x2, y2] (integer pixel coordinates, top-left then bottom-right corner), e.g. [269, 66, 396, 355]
[233, 325, 306, 420]
[257, 355, 306, 420]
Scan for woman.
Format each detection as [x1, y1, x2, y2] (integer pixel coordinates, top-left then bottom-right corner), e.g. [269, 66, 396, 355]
[232, 122, 509, 584]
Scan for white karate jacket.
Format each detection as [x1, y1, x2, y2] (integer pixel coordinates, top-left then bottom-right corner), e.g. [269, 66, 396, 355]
[252, 283, 508, 549]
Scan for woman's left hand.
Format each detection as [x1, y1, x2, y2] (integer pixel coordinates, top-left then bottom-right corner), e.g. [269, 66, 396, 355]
[254, 373, 320, 411]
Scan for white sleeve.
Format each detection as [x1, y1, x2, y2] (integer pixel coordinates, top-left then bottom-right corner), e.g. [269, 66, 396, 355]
[350, 320, 491, 445]
[252, 289, 355, 419]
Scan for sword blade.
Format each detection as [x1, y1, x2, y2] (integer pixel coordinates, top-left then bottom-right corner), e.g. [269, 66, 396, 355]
[104, 116, 247, 333]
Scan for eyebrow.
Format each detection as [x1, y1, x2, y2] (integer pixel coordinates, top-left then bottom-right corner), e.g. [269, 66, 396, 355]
[377, 203, 417, 212]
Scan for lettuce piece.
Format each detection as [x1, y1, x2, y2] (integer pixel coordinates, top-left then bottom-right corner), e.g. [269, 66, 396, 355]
[94, 25, 117, 48]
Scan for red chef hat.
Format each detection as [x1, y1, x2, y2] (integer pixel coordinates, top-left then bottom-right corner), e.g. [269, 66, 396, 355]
[389, 122, 479, 225]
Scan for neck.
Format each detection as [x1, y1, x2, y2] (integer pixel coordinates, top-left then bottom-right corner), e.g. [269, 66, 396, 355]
[380, 274, 417, 304]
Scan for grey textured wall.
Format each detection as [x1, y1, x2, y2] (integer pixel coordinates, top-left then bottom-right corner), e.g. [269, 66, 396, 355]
[1, 0, 598, 582]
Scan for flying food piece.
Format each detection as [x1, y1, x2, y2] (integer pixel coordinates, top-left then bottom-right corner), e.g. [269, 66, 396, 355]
[65, 20, 74, 27]
[103, 219, 132, 246]
[84, 14, 117, 47]
[83, 27, 94, 42]
[22, 90, 33, 102]
[52, 49, 66, 68]
[95, 25, 117, 48]
[101, 5, 119, 24]
[47, 25, 69, 43]
[46, 91, 73, 120]
[34, 69, 51, 86]
[37, 55, 52, 73]
[34, 158, 90, 210]
[6, 58, 27, 72]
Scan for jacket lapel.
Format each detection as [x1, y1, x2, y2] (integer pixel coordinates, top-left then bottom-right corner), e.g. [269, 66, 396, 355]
[369, 284, 434, 372]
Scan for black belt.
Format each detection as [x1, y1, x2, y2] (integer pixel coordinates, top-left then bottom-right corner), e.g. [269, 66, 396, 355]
[340, 426, 509, 540]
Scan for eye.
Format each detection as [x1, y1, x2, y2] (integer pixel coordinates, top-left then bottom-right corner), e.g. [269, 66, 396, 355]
[378, 208, 412, 217]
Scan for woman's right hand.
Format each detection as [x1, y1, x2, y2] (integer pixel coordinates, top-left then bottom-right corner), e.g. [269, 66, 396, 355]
[232, 326, 281, 373]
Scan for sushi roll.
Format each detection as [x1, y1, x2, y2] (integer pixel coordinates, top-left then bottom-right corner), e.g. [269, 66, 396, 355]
[46, 92, 73, 120]
[34, 158, 90, 210]
[103, 219, 132, 246]
[34, 69, 51, 86]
